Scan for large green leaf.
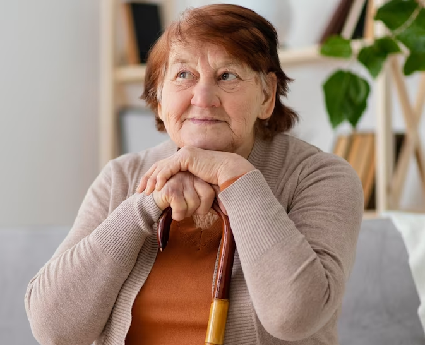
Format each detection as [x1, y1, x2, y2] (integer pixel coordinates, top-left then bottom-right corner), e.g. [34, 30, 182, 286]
[320, 35, 352, 58]
[396, 11, 425, 53]
[357, 37, 401, 78]
[323, 70, 370, 129]
[404, 52, 425, 75]
[374, 0, 417, 29]
[375, 0, 425, 53]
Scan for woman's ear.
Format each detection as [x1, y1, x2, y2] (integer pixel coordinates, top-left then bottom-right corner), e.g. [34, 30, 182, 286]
[259, 72, 277, 120]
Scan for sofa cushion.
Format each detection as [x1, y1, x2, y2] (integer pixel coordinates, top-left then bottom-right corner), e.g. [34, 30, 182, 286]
[383, 211, 425, 332]
[0, 227, 69, 345]
[338, 219, 425, 344]
[1, 220, 424, 344]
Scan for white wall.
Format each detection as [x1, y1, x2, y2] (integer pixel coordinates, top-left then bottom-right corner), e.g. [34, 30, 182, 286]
[1, 0, 424, 226]
[0, 1, 100, 226]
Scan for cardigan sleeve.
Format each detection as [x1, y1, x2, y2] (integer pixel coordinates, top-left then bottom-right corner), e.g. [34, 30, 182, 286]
[217, 152, 363, 341]
[25, 160, 162, 345]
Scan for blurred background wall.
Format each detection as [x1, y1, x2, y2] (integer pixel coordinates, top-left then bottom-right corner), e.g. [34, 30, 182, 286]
[0, 1, 100, 226]
[0, 0, 424, 227]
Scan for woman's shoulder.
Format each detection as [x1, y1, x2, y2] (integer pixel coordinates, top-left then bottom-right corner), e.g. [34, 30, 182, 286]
[254, 132, 349, 173]
[256, 133, 361, 193]
[273, 132, 355, 171]
[280, 133, 362, 193]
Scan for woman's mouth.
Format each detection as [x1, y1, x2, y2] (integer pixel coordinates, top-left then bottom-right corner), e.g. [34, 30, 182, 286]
[188, 118, 223, 125]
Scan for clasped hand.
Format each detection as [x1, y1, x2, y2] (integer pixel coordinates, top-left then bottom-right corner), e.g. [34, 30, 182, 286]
[136, 146, 255, 220]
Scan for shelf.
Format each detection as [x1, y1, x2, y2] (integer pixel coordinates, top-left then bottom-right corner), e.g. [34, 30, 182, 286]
[113, 39, 370, 84]
[363, 207, 425, 220]
[363, 210, 379, 219]
[279, 39, 368, 65]
[115, 65, 146, 83]
[102, 0, 415, 213]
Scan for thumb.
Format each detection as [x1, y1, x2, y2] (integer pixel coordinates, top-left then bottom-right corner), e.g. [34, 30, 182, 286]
[152, 190, 169, 211]
[212, 184, 220, 195]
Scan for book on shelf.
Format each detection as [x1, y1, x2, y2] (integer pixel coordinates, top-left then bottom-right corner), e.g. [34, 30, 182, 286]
[333, 132, 406, 210]
[319, 0, 372, 43]
[333, 134, 352, 159]
[122, 2, 163, 65]
[363, 0, 375, 39]
[122, 3, 139, 65]
[341, 0, 368, 39]
[319, 0, 354, 43]
[333, 132, 375, 209]
[362, 133, 375, 208]
[346, 132, 375, 208]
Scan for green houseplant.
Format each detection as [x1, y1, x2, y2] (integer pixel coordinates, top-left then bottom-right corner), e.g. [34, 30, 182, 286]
[320, 0, 425, 130]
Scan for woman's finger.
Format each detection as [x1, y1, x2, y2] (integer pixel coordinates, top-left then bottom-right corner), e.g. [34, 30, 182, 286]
[182, 176, 201, 218]
[141, 156, 185, 194]
[138, 164, 158, 192]
[168, 189, 188, 221]
[152, 172, 203, 220]
[139, 148, 194, 193]
[145, 178, 157, 195]
[145, 164, 164, 195]
[193, 177, 216, 215]
[155, 165, 177, 192]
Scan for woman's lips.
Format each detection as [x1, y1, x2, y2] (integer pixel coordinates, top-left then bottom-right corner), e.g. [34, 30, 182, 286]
[188, 118, 223, 124]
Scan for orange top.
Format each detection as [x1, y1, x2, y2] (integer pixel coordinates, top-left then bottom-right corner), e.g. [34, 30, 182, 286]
[125, 174, 244, 345]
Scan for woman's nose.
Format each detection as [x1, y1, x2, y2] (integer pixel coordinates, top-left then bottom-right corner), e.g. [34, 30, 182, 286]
[190, 82, 220, 108]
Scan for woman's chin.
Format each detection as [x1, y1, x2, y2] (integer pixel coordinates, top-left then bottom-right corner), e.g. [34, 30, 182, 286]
[180, 138, 231, 152]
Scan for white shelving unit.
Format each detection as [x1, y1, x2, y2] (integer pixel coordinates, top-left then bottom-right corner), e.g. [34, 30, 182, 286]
[99, 0, 425, 217]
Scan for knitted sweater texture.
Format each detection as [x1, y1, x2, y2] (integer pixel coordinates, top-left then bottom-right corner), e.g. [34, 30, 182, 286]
[25, 133, 363, 345]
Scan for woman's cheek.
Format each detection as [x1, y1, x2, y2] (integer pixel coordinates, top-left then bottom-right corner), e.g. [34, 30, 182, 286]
[171, 93, 192, 118]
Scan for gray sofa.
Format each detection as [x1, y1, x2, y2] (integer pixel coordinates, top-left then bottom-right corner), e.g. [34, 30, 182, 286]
[1, 219, 425, 344]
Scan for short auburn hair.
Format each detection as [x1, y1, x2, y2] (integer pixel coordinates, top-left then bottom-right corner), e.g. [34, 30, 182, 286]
[142, 4, 298, 140]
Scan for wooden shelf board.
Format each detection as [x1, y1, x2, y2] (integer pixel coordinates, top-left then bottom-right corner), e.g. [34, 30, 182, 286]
[363, 210, 379, 219]
[363, 207, 425, 220]
[115, 65, 146, 83]
[278, 39, 369, 66]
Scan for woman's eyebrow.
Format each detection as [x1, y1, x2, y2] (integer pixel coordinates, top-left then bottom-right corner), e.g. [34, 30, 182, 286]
[168, 57, 244, 70]
[169, 58, 191, 66]
[218, 62, 240, 69]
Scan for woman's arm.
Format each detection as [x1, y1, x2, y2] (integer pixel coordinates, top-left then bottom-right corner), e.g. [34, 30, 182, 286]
[135, 145, 363, 340]
[25, 161, 162, 345]
[217, 152, 363, 341]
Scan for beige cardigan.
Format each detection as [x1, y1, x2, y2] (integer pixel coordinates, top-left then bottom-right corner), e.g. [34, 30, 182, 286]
[25, 133, 363, 345]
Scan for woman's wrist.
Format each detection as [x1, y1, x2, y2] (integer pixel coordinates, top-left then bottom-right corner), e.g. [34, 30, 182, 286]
[217, 158, 256, 186]
[219, 174, 246, 191]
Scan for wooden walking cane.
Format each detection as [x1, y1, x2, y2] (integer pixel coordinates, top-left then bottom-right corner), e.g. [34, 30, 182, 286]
[157, 200, 236, 345]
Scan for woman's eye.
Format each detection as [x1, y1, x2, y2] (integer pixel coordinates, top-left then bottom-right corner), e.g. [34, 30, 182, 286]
[220, 72, 237, 81]
[177, 71, 193, 79]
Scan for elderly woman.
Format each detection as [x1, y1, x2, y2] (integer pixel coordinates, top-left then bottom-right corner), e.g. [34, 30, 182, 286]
[25, 4, 363, 345]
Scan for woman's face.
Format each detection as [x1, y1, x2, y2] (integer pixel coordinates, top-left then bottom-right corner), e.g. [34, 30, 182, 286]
[157, 42, 276, 158]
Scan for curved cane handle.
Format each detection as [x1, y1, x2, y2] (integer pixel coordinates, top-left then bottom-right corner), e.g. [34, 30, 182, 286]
[157, 207, 172, 251]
